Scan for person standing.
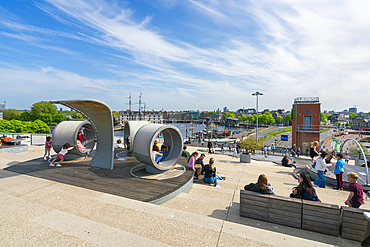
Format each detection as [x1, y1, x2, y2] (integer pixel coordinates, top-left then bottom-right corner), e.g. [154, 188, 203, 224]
[271, 143, 275, 154]
[292, 144, 297, 154]
[334, 153, 345, 190]
[310, 141, 320, 163]
[207, 140, 213, 154]
[43, 136, 52, 160]
[268, 145, 272, 155]
[344, 153, 352, 165]
[313, 152, 332, 188]
[297, 147, 301, 157]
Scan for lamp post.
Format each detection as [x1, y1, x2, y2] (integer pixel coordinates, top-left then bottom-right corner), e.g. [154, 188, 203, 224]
[252, 92, 263, 141]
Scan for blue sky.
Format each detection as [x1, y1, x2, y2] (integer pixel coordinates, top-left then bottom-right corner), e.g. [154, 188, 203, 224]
[1, 0, 370, 112]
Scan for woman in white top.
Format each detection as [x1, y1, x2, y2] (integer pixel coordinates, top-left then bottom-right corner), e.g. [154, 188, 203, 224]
[313, 152, 332, 188]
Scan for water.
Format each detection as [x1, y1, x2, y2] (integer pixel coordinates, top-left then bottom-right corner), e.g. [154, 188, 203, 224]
[114, 123, 249, 138]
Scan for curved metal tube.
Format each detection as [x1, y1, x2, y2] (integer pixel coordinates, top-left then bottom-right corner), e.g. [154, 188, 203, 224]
[123, 121, 149, 153]
[340, 138, 369, 185]
[52, 120, 95, 159]
[133, 124, 183, 173]
[50, 99, 114, 170]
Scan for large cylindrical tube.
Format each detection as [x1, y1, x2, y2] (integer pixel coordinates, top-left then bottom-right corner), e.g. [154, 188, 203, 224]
[133, 124, 183, 172]
[123, 121, 149, 153]
[52, 120, 95, 159]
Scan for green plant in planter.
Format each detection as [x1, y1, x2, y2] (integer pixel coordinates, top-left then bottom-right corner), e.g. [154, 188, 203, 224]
[238, 137, 263, 154]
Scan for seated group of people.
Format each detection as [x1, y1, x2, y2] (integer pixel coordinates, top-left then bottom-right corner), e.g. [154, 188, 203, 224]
[245, 173, 320, 202]
[152, 140, 169, 164]
[185, 147, 225, 188]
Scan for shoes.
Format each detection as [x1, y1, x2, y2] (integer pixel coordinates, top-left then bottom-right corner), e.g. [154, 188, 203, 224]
[49, 163, 55, 167]
[44, 157, 47, 160]
[339, 188, 343, 190]
[333, 187, 338, 190]
[56, 164, 62, 167]
[215, 185, 221, 188]
[222, 176, 227, 181]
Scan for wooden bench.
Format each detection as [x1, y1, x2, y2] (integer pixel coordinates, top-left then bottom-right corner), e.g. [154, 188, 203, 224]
[240, 190, 270, 221]
[302, 200, 340, 236]
[269, 195, 302, 228]
[240, 190, 302, 228]
[342, 207, 370, 241]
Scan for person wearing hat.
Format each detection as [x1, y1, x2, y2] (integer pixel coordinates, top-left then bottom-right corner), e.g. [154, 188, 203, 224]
[313, 151, 332, 188]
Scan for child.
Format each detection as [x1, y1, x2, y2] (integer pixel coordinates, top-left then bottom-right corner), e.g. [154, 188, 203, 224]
[153, 145, 163, 164]
[160, 145, 169, 162]
[344, 172, 364, 208]
[344, 153, 352, 165]
[333, 153, 345, 190]
[43, 136, 52, 160]
[116, 139, 125, 148]
[232, 145, 238, 158]
[50, 143, 75, 167]
[221, 144, 224, 153]
[76, 140, 89, 157]
[77, 131, 87, 144]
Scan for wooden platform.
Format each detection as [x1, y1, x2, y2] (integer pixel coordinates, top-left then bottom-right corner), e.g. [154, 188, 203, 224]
[4, 150, 193, 203]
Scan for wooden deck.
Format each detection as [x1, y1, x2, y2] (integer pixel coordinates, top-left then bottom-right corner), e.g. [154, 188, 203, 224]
[4, 150, 193, 202]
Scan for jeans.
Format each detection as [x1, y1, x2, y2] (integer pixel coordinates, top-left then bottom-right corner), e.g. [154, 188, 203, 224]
[336, 172, 343, 189]
[215, 173, 222, 180]
[350, 200, 362, 208]
[314, 170, 326, 188]
[203, 176, 218, 186]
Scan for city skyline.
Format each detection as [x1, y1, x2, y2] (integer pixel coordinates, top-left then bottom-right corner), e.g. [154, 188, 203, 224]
[1, 1, 370, 112]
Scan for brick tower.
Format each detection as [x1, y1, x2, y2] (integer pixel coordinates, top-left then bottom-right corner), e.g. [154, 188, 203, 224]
[292, 97, 321, 153]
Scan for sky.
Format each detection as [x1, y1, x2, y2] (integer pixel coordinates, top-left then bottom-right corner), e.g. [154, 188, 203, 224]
[1, 0, 370, 112]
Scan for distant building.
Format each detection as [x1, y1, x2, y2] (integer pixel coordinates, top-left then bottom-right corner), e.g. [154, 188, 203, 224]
[292, 97, 321, 152]
[225, 117, 239, 127]
[342, 110, 348, 113]
[0, 101, 5, 110]
[120, 110, 163, 124]
[349, 107, 357, 114]
[262, 109, 270, 114]
[223, 107, 229, 113]
[351, 118, 370, 130]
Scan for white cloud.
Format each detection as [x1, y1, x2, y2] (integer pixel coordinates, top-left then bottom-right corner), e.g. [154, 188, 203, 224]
[2, 0, 370, 111]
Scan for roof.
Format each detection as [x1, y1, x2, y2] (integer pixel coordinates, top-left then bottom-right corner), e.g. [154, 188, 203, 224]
[225, 117, 239, 121]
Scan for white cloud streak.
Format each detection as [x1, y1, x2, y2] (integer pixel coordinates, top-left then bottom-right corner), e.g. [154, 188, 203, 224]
[2, 0, 370, 111]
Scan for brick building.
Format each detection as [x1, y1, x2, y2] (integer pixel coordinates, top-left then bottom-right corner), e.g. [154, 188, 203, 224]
[351, 118, 370, 130]
[292, 97, 321, 152]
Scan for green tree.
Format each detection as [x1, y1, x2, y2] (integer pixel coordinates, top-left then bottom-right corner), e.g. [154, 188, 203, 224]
[276, 116, 283, 123]
[20, 111, 32, 121]
[30, 101, 57, 120]
[246, 114, 256, 122]
[238, 137, 263, 153]
[259, 114, 267, 124]
[72, 111, 84, 119]
[222, 112, 236, 119]
[53, 113, 66, 123]
[0, 120, 14, 132]
[34, 119, 50, 133]
[241, 115, 247, 122]
[283, 113, 292, 125]
[41, 114, 52, 125]
[320, 112, 328, 122]
[0, 109, 21, 120]
[264, 112, 275, 124]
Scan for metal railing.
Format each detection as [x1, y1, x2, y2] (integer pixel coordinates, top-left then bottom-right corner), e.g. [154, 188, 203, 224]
[294, 97, 319, 103]
[296, 124, 321, 132]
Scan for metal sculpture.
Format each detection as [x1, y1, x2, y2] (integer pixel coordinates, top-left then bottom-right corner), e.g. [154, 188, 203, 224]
[123, 121, 149, 153]
[340, 138, 369, 184]
[52, 120, 95, 160]
[133, 124, 183, 173]
[50, 99, 114, 170]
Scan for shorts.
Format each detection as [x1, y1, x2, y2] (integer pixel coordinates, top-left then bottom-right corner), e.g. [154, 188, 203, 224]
[57, 153, 64, 161]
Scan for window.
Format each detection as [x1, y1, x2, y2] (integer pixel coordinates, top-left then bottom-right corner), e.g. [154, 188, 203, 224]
[305, 110, 311, 114]
[303, 115, 312, 129]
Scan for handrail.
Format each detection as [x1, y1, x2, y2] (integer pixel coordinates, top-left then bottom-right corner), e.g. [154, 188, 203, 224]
[340, 138, 369, 185]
